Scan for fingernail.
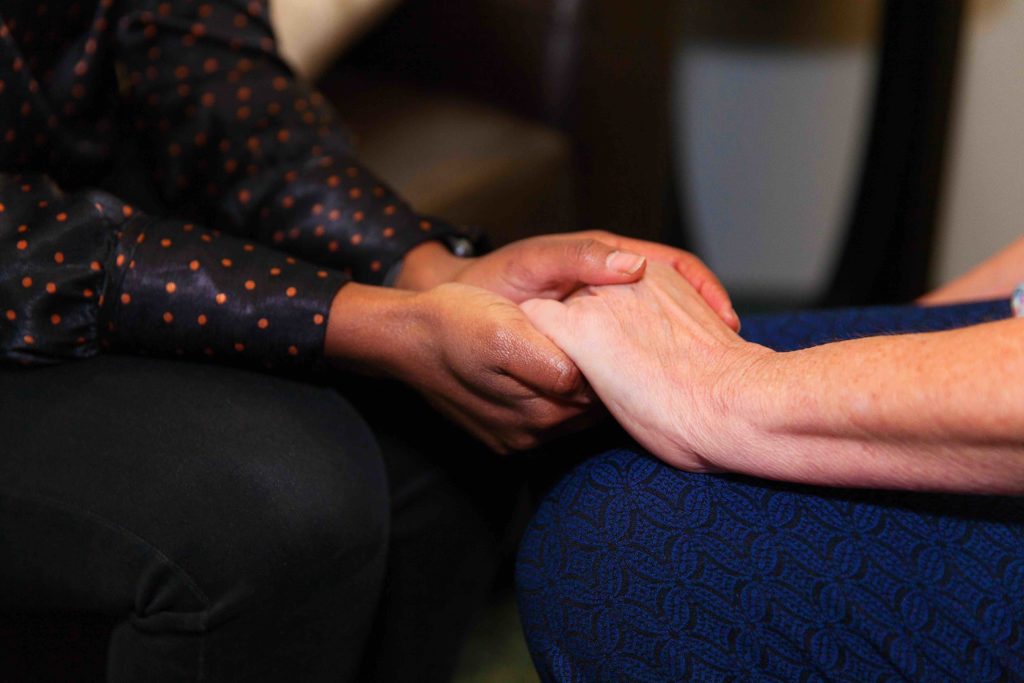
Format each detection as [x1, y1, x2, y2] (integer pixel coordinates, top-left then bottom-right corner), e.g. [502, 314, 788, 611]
[606, 251, 646, 275]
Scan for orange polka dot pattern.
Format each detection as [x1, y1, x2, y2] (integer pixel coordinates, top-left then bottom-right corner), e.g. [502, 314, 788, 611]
[0, 1, 478, 367]
[1, 177, 345, 366]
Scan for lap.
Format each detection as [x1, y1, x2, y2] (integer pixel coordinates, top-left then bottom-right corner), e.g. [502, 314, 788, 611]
[518, 299, 1023, 682]
[740, 298, 1011, 351]
[1, 355, 514, 681]
[518, 448, 1024, 682]
[0, 355, 388, 614]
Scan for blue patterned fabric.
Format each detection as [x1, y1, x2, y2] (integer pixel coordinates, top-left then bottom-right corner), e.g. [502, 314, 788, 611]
[517, 299, 1024, 682]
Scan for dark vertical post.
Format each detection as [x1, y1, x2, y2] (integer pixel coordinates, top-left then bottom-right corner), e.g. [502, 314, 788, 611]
[823, 0, 965, 305]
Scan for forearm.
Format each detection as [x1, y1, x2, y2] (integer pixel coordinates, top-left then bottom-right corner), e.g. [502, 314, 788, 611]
[323, 278, 447, 381]
[921, 236, 1024, 304]
[723, 318, 1024, 493]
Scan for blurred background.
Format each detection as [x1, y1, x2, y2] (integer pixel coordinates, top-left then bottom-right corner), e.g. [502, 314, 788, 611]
[678, 0, 1024, 308]
[277, 0, 1024, 317]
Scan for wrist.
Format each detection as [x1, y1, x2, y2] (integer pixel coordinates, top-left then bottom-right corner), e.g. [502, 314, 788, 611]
[323, 282, 425, 377]
[394, 241, 474, 291]
[699, 341, 783, 473]
[714, 344, 848, 485]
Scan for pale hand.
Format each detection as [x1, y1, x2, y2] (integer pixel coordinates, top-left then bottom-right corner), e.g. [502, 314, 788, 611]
[521, 263, 767, 471]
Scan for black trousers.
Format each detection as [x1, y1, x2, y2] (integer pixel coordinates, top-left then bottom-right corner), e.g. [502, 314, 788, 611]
[0, 355, 520, 682]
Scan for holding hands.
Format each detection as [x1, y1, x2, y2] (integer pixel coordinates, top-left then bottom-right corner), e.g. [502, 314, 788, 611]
[375, 232, 738, 453]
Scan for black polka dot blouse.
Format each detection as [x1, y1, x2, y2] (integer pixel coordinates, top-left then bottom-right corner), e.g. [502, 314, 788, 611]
[0, 0, 472, 369]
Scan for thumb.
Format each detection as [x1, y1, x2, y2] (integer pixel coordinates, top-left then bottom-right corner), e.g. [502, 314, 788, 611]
[567, 238, 647, 284]
[531, 239, 647, 298]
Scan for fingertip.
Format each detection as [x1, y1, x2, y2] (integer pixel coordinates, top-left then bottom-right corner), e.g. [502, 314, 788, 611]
[550, 357, 585, 397]
[519, 298, 541, 316]
[713, 298, 741, 332]
[725, 307, 742, 333]
[520, 297, 563, 332]
[696, 278, 739, 331]
[520, 297, 548, 311]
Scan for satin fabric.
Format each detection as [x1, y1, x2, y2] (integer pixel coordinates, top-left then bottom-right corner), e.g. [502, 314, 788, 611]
[0, 0, 473, 368]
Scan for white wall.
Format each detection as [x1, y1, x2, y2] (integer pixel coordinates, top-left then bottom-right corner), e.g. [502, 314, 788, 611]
[675, 0, 1024, 300]
[935, 0, 1024, 284]
[674, 1, 880, 301]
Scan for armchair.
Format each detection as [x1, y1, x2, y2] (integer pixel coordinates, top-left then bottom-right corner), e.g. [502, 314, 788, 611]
[319, 0, 683, 245]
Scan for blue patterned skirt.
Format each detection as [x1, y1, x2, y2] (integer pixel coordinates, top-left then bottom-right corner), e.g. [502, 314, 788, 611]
[517, 299, 1024, 682]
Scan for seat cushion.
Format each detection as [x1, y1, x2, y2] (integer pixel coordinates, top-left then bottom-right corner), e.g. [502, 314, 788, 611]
[321, 72, 576, 246]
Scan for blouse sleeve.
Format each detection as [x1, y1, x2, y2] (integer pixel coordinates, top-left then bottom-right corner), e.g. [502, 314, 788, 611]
[114, 0, 476, 285]
[1, 173, 346, 368]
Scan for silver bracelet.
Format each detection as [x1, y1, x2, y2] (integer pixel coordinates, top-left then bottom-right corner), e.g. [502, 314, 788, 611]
[1011, 283, 1024, 317]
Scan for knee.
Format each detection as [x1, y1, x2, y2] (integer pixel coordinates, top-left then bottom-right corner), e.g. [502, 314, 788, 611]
[516, 448, 712, 677]
[518, 448, 673, 570]
[135, 382, 391, 623]
[211, 400, 389, 608]
[516, 449, 649, 616]
[236, 434, 390, 601]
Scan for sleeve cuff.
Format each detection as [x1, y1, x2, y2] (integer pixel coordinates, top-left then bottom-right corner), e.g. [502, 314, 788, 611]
[103, 215, 348, 370]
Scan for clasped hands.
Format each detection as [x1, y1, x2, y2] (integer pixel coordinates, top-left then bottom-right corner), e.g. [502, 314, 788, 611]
[388, 231, 750, 456]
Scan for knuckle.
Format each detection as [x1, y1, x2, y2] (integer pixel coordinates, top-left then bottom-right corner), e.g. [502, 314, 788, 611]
[571, 238, 605, 265]
[507, 432, 540, 452]
[504, 256, 535, 286]
[681, 253, 712, 276]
